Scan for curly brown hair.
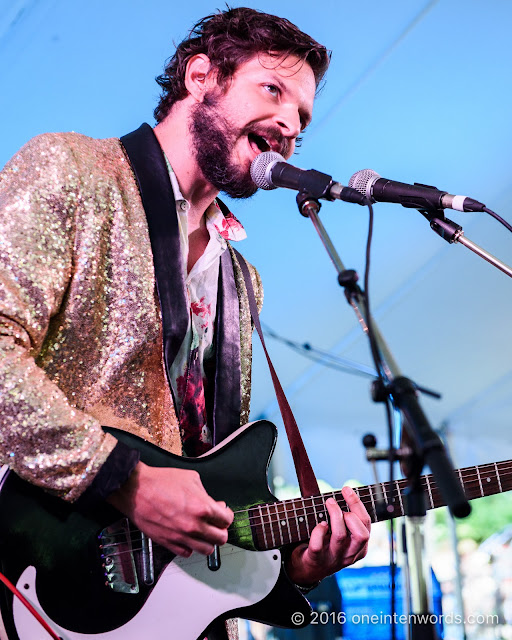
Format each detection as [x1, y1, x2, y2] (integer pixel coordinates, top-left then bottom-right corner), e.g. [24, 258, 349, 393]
[154, 7, 330, 123]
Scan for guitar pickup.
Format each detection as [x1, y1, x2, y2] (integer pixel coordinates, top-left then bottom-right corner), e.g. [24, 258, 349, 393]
[207, 545, 221, 571]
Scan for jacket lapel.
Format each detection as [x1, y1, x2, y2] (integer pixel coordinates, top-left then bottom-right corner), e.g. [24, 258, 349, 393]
[120, 123, 188, 404]
[212, 250, 242, 444]
[120, 124, 242, 444]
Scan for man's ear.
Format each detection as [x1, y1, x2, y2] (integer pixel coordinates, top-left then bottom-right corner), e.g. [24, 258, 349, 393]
[184, 54, 216, 102]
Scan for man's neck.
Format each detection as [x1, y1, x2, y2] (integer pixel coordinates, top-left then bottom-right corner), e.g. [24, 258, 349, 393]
[154, 109, 218, 235]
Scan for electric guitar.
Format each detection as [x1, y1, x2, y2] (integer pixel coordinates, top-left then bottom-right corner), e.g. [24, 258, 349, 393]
[0, 420, 509, 640]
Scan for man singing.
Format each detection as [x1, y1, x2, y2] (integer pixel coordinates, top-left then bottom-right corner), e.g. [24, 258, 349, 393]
[0, 7, 370, 639]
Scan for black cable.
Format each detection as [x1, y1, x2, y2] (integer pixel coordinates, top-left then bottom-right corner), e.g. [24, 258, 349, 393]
[483, 207, 512, 233]
[362, 201, 397, 640]
[362, 202, 386, 378]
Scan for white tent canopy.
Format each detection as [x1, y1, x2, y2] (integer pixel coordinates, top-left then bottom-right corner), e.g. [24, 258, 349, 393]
[1, 0, 511, 488]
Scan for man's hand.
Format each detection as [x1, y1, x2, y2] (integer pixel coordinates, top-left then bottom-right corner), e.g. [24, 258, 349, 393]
[285, 486, 371, 586]
[107, 462, 234, 558]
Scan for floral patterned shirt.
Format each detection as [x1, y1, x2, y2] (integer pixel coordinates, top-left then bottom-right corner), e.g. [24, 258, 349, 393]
[166, 162, 246, 456]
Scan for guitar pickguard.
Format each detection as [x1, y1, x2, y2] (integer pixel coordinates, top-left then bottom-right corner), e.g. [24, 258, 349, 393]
[13, 545, 282, 640]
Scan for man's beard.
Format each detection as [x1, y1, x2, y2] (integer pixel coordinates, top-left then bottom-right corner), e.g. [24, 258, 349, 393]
[189, 93, 259, 199]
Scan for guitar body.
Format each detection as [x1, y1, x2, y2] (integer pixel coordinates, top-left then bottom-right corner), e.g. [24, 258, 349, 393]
[0, 421, 311, 640]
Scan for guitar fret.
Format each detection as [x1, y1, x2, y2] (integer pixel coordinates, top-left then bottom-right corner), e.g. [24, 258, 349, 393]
[380, 483, 388, 505]
[266, 504, 277, 548]
[483, 465, 495, 488]
[352, 486, 369, 521]
[277, 503, 285, 546]
[299, 500, 308, 541]
[368, 485, 378, 522]
[476, 466, 484, 497]
[291, 500, 302, 542]
[457, 469, 469, 498]
[307, 497, 317, 535]
[311, 497, 318, 527]
[395, 480, 404, 516]
[282, 501, 293, 545]
[258, 505, 268, 550]
[293, 498, 308, 542]
[272, 503, 285, 547]
[286, 500, 298, 544]
[425, 475, 434, 509]
[459, 466, 478, 501]
[315, 494, 326, 526]
[495, 462, 503, 493]
[302, 498, 311, 537]
[352, 487, 360, 511]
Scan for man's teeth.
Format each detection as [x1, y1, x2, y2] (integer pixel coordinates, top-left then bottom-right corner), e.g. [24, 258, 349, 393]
[249, 133, 271, 153]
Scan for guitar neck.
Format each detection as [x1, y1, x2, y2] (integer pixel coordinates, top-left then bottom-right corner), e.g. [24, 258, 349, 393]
[249, 459, 512, 551]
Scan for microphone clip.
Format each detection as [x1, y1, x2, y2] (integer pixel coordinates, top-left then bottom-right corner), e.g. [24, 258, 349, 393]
[419, 207, 464, 244]
[296, 190, 322, 219]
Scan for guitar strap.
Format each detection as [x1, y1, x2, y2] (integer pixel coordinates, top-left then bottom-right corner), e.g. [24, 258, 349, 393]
[233, 249, 320, 498]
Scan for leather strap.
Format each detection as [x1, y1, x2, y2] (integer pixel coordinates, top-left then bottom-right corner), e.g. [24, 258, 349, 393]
[233, 249, 320, 498]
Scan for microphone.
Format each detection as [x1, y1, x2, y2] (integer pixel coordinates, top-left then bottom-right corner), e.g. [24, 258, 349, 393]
[348, 169, 487, 213]
[250, 151, 367, 205]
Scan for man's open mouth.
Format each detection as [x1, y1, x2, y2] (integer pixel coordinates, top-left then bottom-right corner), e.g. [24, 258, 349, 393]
[248, 132, 271, 154]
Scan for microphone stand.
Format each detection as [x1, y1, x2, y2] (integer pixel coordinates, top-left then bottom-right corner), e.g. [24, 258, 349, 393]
[294, 190, 471, 640]
[420, 210, 512, 278]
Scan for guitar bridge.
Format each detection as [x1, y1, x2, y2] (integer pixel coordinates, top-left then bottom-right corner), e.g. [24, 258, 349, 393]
[99, 518, 140, 594]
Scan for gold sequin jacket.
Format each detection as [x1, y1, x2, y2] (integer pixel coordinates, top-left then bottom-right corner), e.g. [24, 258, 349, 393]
[0, 129, 263, 502]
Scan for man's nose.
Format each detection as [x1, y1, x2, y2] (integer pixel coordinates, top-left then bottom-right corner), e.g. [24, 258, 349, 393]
[273, 104, 301, 141]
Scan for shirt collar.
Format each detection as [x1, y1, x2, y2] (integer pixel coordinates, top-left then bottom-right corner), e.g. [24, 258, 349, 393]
[166, 162, 190, 215]
[165, 157, 247, 243]
[205, 202, 247, 243]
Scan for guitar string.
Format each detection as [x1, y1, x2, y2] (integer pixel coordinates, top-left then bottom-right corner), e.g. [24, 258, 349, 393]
[98, 466, 512, 559]
[98, 464, 512, 550]
[100, 463, 512, 540]
[101, 463, 507, 563]
[98, 458, 512, 579]
[100, 471, 512, 561]
[102, 544, 274, 583]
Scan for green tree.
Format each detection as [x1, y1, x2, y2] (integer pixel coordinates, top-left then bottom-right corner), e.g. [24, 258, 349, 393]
[434, 493, 512, 544]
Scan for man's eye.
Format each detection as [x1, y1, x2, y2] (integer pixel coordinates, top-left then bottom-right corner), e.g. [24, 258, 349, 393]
[264, 84, 279, 96]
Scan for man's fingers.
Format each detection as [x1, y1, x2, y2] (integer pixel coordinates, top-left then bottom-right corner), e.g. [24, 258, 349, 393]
[342, 486, 372, 531]
[308, 521, 330, 555]
[205, 500, 234, 528]
[191, 521, 230, 546]
[110, 464, 235, 556]
[343, 511, 371, 542]
[168, 542, 193, 557]
[325, 497, 348, 545]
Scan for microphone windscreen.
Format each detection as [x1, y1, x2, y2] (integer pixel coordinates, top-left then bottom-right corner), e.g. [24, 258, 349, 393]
[348, 169, 380, 198]
[250, 151, 285, 190]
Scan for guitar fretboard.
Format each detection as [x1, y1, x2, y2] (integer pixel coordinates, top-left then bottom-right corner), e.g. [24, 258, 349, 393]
[248, 459, 512, 551]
